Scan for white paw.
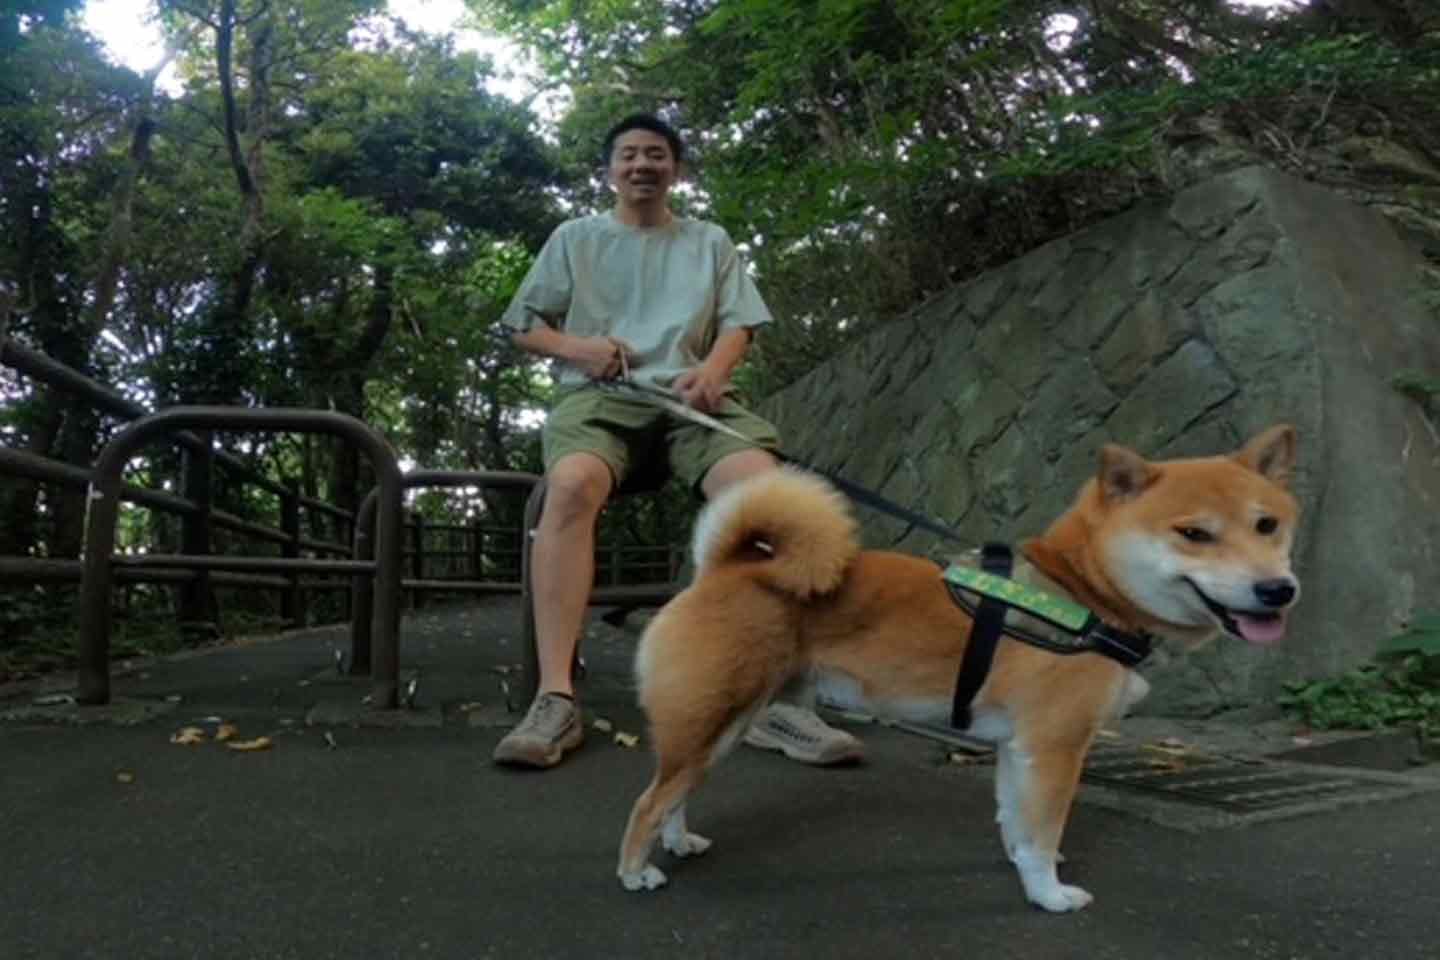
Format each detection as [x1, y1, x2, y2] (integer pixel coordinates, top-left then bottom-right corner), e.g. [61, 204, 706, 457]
[663, 831, 712, 859]
[619, 864, 668, 892]
[1029, 883, 1094, 913]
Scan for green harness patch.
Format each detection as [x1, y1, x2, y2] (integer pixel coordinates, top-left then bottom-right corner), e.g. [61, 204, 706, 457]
[942, 564, 1092, 633]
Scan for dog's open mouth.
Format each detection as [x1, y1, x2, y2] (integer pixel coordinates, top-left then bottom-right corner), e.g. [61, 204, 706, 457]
[1187, 581, 1288, 646]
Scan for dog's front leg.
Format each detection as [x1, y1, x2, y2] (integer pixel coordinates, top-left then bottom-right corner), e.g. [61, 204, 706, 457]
[996, 742, 1092, 913]
[996, 747, 1065, 867]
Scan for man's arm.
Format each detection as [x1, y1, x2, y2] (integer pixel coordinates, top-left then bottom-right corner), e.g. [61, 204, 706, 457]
[512, 325, 634, 381]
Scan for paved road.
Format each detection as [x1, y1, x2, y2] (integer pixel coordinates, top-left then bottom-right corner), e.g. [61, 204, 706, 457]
[3, 601, 1438, 959]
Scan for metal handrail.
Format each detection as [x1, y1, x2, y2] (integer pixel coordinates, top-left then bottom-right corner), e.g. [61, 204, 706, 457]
[76, 406, 406, 707]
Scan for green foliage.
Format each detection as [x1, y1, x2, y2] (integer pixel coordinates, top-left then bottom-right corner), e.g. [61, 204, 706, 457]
[1378, 613, 1440, 660]
[1280, 614, 1440, 742]
[1003, 34, 1440, 180]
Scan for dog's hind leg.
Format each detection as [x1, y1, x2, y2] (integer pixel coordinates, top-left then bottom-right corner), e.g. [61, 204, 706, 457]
[1000, 742, 1092, 913]
[660, 802, 712, 858]
[617, 760, 706, 892]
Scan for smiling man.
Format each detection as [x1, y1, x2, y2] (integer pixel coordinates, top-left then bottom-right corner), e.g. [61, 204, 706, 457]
[494, 113, 865, 770]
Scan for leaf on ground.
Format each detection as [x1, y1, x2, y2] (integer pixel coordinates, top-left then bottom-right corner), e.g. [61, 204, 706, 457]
[592, 717, 614, 733]
[214, 723, 239, 742]
[1142, 739, 1191, 756]
[33, 693, 76, 706]
[947, 751, 990, 766]
[226, 736, 273, 752]
[614, 732, 640, 749]
[170, 726, 207, 745]
[115, 771, 135, 784]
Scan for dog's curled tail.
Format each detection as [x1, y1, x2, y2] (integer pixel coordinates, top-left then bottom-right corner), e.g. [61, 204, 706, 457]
[691, 467, 859, 598]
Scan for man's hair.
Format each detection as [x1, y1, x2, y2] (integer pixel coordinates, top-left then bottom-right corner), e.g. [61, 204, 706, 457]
[602, 113, 685, 167]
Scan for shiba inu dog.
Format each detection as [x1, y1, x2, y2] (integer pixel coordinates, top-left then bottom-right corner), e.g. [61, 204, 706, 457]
[617, 425, 1301, 912]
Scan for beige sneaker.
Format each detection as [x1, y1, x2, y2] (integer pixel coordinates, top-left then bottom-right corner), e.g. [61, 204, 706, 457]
[744, 702, 865, 766]
[492, 692, 584, 768]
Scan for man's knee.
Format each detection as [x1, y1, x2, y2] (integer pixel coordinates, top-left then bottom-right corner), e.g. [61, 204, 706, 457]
[542, 454, 615, 527]
[702, 448, 778, 500]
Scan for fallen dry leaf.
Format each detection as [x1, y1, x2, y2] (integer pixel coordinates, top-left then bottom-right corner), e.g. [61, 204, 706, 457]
[948, 751, 990, 766]
[115, 771, 135, 784]
[1142, 740, 1191, 757]
[225, 736, 273, 752]
[613, 732, 640, 749]
[592, 717, 614, 733]
[32, 693, 75, 707]
[169, 726, 207, 745]
[214, 723, 238, 742]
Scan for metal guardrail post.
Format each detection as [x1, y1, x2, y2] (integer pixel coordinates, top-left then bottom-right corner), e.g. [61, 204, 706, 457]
[77, 407, 405, 707]
[177, 430, 215, 638]
[280, 480, 303, 627]
[469, 518, 484, 581]
[410, 513, 426, 610]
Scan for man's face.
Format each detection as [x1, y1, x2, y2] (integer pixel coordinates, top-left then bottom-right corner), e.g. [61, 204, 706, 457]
[607, 129, 677, 207]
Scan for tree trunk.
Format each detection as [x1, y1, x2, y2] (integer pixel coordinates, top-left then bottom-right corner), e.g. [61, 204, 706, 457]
[192, 0, 271, 405]
[327, 263, 395, 515]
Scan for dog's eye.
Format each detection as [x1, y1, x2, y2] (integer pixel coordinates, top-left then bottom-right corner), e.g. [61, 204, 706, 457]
[1175, 526, 1214, 543]
[1256, 516, 1278, 535]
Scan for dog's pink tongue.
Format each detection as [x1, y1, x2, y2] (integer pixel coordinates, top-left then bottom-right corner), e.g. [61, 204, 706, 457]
[1234, 612, 1287, 646]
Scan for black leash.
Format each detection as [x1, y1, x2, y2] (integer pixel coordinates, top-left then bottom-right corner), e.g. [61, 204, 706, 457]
[596, 379, 968, 544]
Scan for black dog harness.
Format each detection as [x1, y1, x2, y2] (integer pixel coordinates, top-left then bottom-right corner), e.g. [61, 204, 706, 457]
[945, 543, 1154, 729]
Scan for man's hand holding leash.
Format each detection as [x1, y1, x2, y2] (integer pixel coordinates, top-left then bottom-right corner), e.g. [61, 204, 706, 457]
[672, 365, 730, 414]
[575, 335, 636, 380]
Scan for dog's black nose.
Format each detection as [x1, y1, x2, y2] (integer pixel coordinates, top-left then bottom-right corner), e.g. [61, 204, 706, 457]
[1254, 578, 1296, 608]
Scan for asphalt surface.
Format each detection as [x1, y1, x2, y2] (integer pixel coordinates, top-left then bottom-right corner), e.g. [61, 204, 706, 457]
[3, 600, 1439, 960]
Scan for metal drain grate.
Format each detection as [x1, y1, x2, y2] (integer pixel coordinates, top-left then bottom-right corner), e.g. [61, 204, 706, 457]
[1082, 745, 1391, 813]
[874, 717, 1436, 821]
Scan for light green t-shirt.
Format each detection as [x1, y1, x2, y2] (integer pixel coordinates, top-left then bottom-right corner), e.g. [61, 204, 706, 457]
[500, 211, 773, 389]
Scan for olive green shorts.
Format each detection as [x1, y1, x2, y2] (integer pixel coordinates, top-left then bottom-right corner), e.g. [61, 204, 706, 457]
[542, 386, 781, 492]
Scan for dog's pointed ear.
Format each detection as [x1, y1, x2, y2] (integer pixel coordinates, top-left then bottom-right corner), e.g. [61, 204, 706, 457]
[1098, 444, 1158, 504]
[1234, 424, 1297, 487]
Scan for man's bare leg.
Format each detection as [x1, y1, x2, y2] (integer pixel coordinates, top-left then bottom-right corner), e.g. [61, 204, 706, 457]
[702, 450, 865, 766]
[532, 453, 614, 694]
[493, 452, 613, 767]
